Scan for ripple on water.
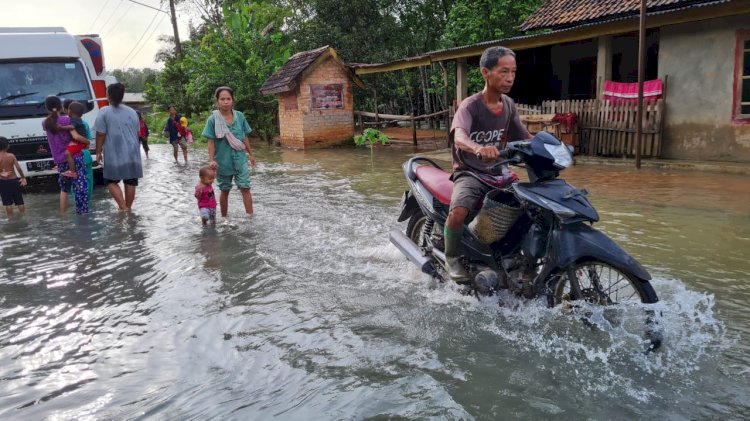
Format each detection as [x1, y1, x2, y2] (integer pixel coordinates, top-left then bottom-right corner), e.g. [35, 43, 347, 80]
[1, 145, 749, 419]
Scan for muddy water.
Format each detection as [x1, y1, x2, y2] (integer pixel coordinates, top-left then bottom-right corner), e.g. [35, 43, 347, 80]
[1, 144, 748, 420]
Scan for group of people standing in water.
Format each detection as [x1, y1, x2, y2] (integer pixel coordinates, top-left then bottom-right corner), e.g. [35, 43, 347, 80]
[1, 83, 257, 221]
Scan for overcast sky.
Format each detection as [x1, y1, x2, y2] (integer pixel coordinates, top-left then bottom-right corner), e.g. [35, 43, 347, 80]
[1, 0, 195, 70]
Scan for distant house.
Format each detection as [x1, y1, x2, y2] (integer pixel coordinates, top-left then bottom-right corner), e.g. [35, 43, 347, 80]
[351, 0, 750, 162]
[517, 0, 750, 161]
[261, 46, 365, 149]
[123, 92, 150, 112]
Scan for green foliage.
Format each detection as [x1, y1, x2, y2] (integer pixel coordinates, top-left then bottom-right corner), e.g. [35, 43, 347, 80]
[354, 128, 390, 147]
[110, 68, 159, 92]
[143, 0, 546, 138]
[442, 0, 544, 47]
[145, 0, 291, 137]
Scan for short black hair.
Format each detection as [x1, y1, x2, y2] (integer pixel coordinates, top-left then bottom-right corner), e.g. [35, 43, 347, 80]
[107, 82, 126, 107]
[63, 98, 74, 110]
[0, 136, 8, 151]
[479, 46, 516, 70]
[199, 166, 213, 177]
[68, 101, 85, 117]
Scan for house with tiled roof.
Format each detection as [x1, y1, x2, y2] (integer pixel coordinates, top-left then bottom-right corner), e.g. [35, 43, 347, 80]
[351, 0, 750, 161]
[261, 46, 365, 149]
[518, 0, 750, 161]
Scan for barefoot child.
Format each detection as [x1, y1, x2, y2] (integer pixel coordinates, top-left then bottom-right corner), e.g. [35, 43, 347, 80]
[137, 111, 150, 158]
[195, 166, 217, 225]
[59, 102, 91, 178]
[0, 136, 27, 217]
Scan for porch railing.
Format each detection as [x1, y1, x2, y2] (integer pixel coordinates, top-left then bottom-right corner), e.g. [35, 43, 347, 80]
[517, 99, 665, 158]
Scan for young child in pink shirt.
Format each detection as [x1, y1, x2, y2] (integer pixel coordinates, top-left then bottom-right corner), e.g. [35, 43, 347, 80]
[194, 166, 217, 225]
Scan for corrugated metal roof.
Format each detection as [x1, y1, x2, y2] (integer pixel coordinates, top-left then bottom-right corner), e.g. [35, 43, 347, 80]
[123, 93, 145, 103]
[260, 46, 330, 95]
[520, 0, 730, 31]
[351, 0, 738, 74]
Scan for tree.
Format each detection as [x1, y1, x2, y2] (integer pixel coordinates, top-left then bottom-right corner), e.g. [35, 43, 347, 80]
[111, 68, 159, 92]
[442, 0, 544, 47]
[143, 0, 547, 137]
[145, 0, 292, 138]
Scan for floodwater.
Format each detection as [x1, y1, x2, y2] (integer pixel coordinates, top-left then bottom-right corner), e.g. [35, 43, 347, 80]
[1, 143, 749, 420]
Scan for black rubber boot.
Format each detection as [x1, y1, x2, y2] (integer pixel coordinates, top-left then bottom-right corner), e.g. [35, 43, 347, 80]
[444, 226, 469, 283]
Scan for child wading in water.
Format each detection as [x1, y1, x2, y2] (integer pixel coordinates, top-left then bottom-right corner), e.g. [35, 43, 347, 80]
[195, 166, 217, 225]
[0, 136, 27, 216]
[59, 102, 91, 178]
[137, 111, 150, 158]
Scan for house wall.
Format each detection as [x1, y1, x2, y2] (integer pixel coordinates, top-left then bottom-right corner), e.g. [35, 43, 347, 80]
[277, 57, 355, 149]
[659, 14, 750, 161]
[278, 92, 303, 148]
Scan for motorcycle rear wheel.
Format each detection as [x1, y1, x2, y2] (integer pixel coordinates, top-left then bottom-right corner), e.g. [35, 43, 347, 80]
[406, 208, 431, 248]
[550, 260, 658, 307]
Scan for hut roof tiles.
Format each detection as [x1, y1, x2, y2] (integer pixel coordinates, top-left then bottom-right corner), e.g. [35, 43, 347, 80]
[260, 46, 364, 96]
[519, 0, 730, 31]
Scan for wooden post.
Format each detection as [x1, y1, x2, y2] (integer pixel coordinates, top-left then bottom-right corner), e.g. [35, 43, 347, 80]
[456, 57, 468, 104]
[635, 0, 646, 168]
[442, 62, 450, 130]
[373, 87, 379, 128]
[411, 114, 417, 147]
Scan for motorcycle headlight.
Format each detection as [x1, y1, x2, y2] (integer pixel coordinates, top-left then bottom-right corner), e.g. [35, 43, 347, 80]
[543, 142, 573, 169]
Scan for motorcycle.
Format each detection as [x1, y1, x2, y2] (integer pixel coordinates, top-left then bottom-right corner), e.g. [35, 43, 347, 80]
[390, 132, 661, 329]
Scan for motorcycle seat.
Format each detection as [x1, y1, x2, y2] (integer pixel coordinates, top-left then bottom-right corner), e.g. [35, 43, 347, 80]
[415, 165, 453, 205]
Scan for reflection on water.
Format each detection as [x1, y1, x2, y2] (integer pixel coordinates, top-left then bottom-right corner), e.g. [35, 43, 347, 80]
[0, 143, 748, 419]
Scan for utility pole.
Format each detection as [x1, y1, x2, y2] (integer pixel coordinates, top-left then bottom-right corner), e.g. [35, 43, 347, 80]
[168, 0, 183, 57]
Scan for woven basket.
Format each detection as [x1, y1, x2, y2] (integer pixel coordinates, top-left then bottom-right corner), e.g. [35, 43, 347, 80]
[469, 192, 523, 244]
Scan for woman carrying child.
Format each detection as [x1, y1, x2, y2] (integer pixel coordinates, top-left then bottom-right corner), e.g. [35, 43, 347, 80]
[64, 101, 95, 203]
[166, 106, 188, 164]
[201, 86, 257, 217]
[43, 95, 90, 214]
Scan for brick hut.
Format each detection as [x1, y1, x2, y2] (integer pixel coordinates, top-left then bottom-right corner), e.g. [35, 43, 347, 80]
[260, 46, 365, 149]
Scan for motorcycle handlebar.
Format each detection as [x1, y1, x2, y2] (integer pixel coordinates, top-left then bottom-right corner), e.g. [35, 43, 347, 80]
[474, 145, 513, 159]
[487, 155, 522, 175]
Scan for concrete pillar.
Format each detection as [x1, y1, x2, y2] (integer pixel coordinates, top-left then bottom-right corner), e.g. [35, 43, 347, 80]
[456, 57, 468, 104]
[596, 35, 613, 98]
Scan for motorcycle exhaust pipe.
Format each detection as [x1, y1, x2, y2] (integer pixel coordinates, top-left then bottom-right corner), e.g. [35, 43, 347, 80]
[389, 230, 436, 275]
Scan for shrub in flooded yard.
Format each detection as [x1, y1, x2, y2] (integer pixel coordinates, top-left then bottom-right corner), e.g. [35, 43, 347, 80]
[355, 128, 390, 167]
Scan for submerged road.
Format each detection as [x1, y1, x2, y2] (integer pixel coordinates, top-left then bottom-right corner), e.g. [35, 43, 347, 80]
[1, 143, 748, 419]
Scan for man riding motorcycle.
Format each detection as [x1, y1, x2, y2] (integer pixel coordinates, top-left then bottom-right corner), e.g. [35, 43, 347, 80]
[445, 46, 532, 282]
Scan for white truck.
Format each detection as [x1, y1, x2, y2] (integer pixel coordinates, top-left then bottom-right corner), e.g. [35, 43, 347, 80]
[0, 27, 112, 178]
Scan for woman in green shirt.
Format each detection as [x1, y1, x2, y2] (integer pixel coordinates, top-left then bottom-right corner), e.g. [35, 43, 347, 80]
[201, 86, 257, 216]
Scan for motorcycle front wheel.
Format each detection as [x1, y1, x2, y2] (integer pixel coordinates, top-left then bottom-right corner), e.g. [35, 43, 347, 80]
[550, 260, 659, 307]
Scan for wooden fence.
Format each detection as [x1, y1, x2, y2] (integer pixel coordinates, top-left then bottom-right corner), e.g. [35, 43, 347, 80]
[354, 109, 450, 146]
[517, 99, 665, 158]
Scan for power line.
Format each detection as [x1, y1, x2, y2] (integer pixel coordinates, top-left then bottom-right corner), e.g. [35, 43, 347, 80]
[117, 9, 162, 68]
[92, 0, 114, 26]
[120, 13, 168, 69]
[99, 0, 125, 34]
[102, 2, 136, 39]
[125, 0, 168, 14]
